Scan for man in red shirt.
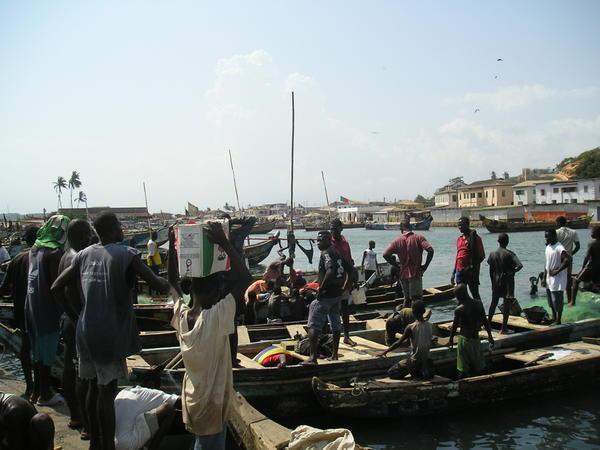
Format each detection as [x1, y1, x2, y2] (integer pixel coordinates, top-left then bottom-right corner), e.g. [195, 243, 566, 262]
[330, 219, 357, 346]
[452, 217, 485, 300]
[383, 217, 434, 307]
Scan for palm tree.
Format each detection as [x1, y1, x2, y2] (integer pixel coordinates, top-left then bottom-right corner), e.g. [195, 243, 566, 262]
[76, 191, 89, 220]
[53, 176, 67, 209]
[68, 170, 82, 208]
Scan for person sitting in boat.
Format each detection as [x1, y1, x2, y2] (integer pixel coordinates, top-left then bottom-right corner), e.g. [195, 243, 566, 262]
[384, 304, 432, 346]
[0, 392, 55, 450]
[267, 285, 290, 323]
[253, 345, 302, 368]
[571, 225, 600, 306]
[448, 284, 495, 378]
[243, 279, 268, 324]
[487, 233, 523, 334]
[253, 280, 275, 324]
[376, 300, 434, 380]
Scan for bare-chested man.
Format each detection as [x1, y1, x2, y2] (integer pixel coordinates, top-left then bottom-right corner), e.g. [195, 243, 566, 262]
[448, 284, 494, 378]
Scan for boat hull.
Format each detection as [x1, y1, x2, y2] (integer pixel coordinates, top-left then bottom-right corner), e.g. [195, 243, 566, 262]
[480, 214, 592, 233]
[312, 341, 600, 418]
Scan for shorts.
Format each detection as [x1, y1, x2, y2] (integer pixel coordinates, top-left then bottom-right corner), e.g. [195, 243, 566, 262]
[457, 335, 485, 375]
[388, 357, 433, 379]
[400, 277, 423, 301]
[115, 408, 159, 450]
[546, 290, 564, 314]
[31, 331, 60, 366]
[78, 338, 127, 385]
[307, 296, 342, 333]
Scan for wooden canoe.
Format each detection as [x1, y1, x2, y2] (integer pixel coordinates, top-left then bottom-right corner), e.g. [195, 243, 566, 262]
[312, 340, 600, 418]
[480, 214, 592, 233]
[127, 316, 600, 418]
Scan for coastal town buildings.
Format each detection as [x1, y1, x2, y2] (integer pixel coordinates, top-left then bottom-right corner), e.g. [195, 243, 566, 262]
[434, 178, 467, 208]
[457, 178, 518, 208]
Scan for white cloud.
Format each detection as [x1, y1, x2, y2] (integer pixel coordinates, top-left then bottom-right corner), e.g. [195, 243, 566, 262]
[284, 73, 316, 93]
[446, 84, 599, 111]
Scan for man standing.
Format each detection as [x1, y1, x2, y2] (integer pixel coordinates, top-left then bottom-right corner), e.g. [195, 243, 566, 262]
[25, 215, 70, 406]
[52, 213, 171, 450]
[330, 219, 357, 346]
[303, 230, 346, 365]
[361, 240, 379, 285]
[383, 217, 434, 307]
[146, 231, 162, 296]
[452, 217, 485, 300]
[169, 222, 251, 450]
[571, 226, 600, 306]
[544, 229, 571, 325]
[448, 284, 494, 378]
[56, 219, 93, 434]
[487, 233, 523, 333]
[0, 226, 38, 398]
[556, 216, 580, 305]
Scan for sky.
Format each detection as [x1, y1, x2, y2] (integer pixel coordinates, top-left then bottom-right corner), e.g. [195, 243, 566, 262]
[1, 0, 599, 214]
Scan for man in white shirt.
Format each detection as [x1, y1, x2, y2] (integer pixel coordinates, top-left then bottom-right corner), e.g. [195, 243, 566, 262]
[555, 216, 580, 305]
[544, 229, 572, 325]
[114, 386, 179, 450]
[361, 240, 379, 285]
[168, 223, 251, 450]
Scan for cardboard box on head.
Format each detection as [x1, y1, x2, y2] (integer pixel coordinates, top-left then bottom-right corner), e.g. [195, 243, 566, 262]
[175, 220, 231, 278]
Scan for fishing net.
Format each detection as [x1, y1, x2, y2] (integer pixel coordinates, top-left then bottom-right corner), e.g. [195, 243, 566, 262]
[521, 290, 600, 322]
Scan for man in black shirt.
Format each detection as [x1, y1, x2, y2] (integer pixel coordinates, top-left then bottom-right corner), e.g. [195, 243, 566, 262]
[487, 233, 522, 333]
[571, 226, 600, 306]
[302, 231, 347, 365]
[0, 226, 38, 397]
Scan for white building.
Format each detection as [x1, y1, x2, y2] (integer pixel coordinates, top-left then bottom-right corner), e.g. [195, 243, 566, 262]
[337, 204, 381, 223]
[512, 180, 548, 206]
[533, 178, 600, 205]
[434, 179, 467, 207]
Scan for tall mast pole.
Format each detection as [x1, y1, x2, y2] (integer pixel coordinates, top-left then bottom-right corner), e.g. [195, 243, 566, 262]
[143, 182, 151, 231]
[228, 149, 242, 213]
[321, 170, 331, 220]
[289, 91, 295, 231]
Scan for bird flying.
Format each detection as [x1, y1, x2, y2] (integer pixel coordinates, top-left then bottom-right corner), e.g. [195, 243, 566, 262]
[497, 58, 503, 61]
[474, 108, 480, 113]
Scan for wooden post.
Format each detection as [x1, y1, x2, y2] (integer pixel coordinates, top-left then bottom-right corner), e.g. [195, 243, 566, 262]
[289, 92, 295, 231]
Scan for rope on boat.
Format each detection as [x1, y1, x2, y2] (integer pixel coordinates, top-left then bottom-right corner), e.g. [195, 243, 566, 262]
[350, 376, 367, 397]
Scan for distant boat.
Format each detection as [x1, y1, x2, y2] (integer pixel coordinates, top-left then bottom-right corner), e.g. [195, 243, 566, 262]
[249, 222, 276, 235]
[480, 214, 592, 233]
[366, 215, 433, 231]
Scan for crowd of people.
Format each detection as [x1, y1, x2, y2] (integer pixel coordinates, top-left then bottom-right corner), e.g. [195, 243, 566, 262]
[1, 211, 599, 449]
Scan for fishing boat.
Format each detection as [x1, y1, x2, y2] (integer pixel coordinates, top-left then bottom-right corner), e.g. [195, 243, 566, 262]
[480, 214, 592, 233]
[126, 315, 600, 418]
[365, 215, 433, 231]
[121, 227, 170, 249]
[250, 222, 276, 235]
[312, 339, 600, 418]
[244, 231, 280, 265]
